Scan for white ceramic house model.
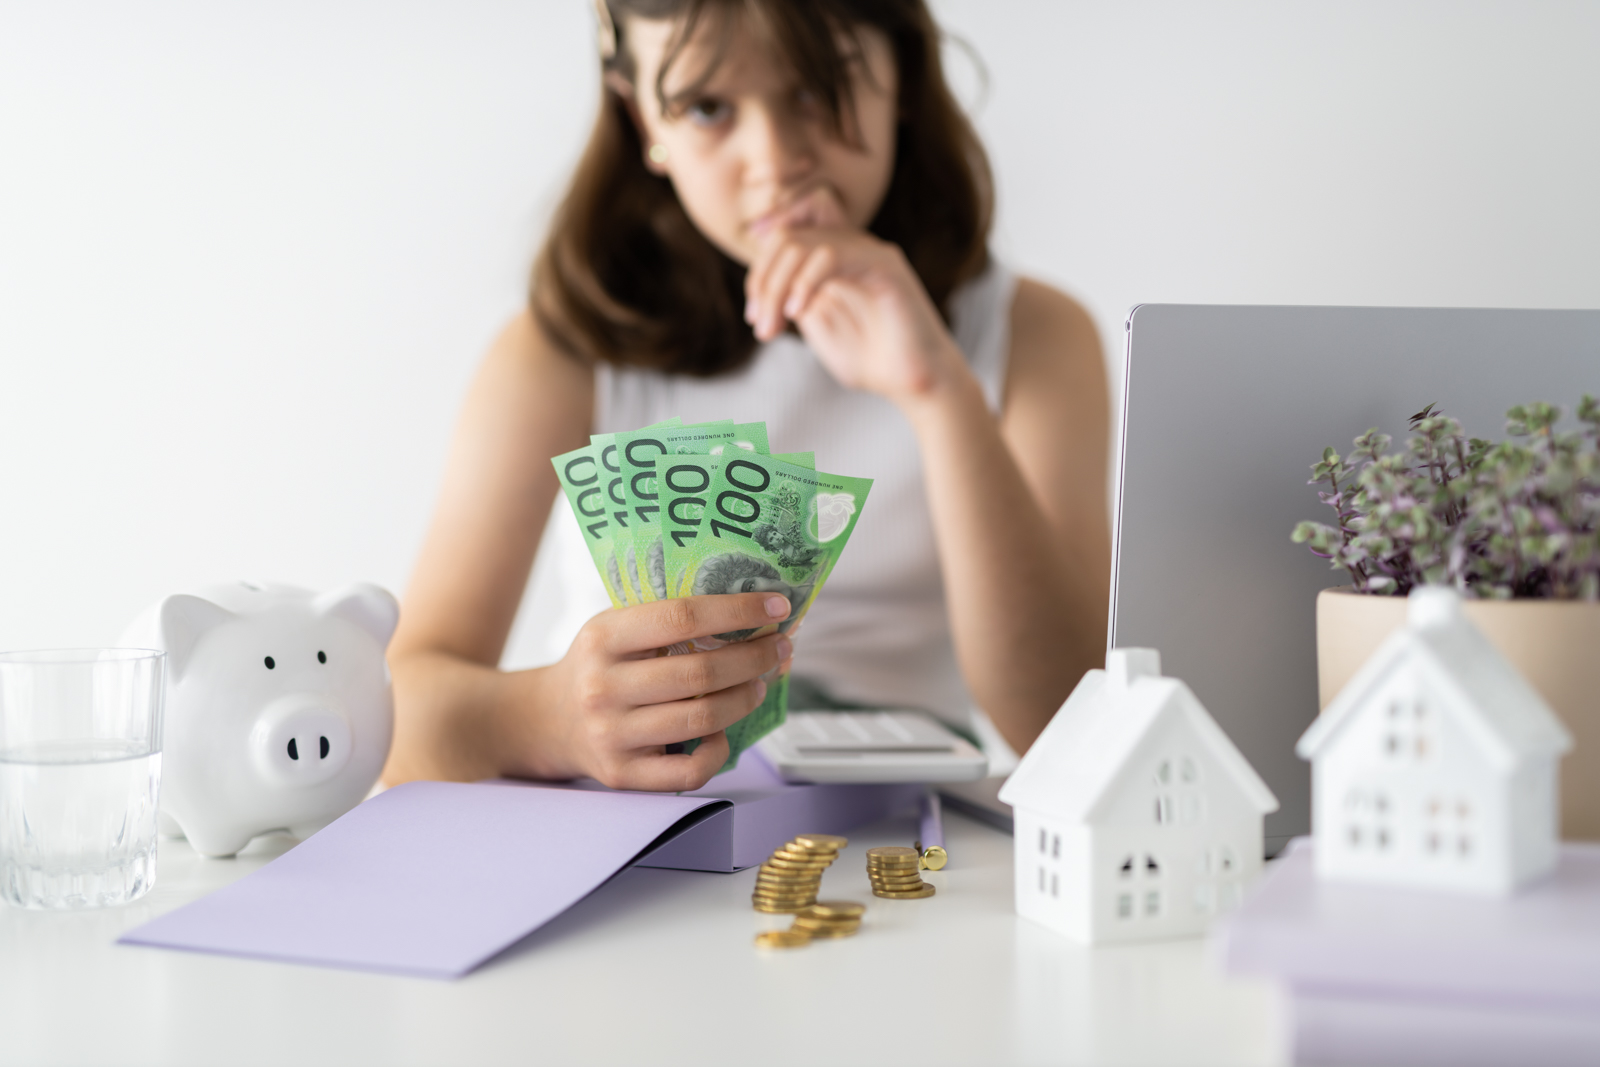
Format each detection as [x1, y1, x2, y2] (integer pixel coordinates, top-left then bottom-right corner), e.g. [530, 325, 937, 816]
[1296, 587, 1572, 896]
[999, 649, 1279, 944]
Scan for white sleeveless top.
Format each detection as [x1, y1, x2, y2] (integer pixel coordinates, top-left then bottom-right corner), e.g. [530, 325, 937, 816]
[588, 261, 1017, 732]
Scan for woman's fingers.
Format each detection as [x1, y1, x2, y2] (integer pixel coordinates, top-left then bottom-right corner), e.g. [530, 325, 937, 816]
[600, 593, 790, 656]
[750, 242, 805, 340]
[617, 632, 789, 707]
[606, 731, 732, 793]
[782, 243, 840, 322]
[613, 678, 769, 749]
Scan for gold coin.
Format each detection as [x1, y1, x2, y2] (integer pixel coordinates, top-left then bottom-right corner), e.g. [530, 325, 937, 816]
[873, 884, 937, 899]
[803, 901, 866, 919]
[771, 850, 836, 864]
[755, 929, 811, 949]
[764, 858, 831, 871]
[866, 846, 918, 860]
[869, 873, 926, 884]
[757, 870, 822, 882]
[792, 834, 848, 851]
[753, 891, 818, 902]
[793, 915, 858, 927]
[793, 921, 857, 940]
[867, 858, 921, 869]
[752, 901, 808, 913]
[920, 846, 948, 871]
[753, 883, 817, 894]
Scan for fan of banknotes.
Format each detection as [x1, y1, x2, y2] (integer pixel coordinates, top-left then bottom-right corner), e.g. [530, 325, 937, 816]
[552, 418, 873, 770]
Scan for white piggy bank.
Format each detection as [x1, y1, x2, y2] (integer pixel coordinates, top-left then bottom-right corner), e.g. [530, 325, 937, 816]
[120, 580, 399, 858]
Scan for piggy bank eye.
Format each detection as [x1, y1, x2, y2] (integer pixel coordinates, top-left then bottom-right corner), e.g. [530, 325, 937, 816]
[264, 656, 276, 670]
[317, 650, 327, 664]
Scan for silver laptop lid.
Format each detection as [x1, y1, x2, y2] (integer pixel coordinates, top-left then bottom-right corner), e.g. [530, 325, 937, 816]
[1112, 304, 1600, 850]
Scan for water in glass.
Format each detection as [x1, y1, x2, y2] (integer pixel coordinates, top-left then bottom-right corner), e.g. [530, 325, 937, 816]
[0, 741, 162, 908]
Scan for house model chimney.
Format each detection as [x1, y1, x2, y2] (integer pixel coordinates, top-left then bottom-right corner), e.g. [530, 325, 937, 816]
[1107, 648, 1161, 689]
[1407, 585, 1463, 630]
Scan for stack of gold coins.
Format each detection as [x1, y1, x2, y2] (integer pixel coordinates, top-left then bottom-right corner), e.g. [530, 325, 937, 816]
[792, 900, 865, 939]
[751, 833, 847, 913]
[866, 845, 936, 899]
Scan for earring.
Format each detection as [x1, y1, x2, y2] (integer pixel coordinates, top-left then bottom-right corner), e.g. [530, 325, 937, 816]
[648, 143, 669, 165]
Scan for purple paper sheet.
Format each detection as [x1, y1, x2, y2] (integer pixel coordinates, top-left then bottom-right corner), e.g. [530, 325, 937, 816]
[1216, 837, 1600, 1012]
[1288, 986, 1600, 1067]
[119, 754, 923, 978]
[544, 748, 923, 871]
[119, 782, 724, 979]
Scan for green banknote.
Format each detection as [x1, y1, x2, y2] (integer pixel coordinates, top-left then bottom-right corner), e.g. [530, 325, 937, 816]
[551, 444, 626, 607]
[614, 420, 773, 603]
[659, 451, 872, 766]
[554, 420, 679, 607]
[589, 419, 682, 605]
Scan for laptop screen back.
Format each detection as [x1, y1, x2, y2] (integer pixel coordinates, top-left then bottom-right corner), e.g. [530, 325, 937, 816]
[1112, 304, 1600, 849]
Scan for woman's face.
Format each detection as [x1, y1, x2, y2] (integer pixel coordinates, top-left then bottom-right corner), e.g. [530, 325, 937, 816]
[622, 14, 899, 265]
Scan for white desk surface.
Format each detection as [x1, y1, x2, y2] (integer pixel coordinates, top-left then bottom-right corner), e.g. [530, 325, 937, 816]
[0, 806, 1286, 1067]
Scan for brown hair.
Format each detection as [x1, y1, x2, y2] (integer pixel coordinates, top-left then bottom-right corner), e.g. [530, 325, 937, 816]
[531, 0, 992, 378]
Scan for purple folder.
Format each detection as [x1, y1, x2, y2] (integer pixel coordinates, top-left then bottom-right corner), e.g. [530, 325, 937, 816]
[1215, 837, 1600, 1066]
[120, 755, 920, 978]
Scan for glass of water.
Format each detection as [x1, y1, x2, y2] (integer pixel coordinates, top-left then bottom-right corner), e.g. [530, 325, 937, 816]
[0, 648, 165, 909]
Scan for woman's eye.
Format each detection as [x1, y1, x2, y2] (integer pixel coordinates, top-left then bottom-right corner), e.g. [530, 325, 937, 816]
[687, 98, 731, 127]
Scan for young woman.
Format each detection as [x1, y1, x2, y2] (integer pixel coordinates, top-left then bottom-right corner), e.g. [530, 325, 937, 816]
[382, 0, 1110, 793]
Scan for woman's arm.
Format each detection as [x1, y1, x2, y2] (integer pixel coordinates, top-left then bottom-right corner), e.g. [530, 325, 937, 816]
[746, 197, 1110, 754]
[384, 312, 587, 784]
[384, 313, 790, 788]
[909, 279, 1109, 753]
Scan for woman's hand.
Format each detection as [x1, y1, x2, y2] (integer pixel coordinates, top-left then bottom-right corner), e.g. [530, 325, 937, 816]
[533, 592, 793, 792]
[743, 188, 969, 408]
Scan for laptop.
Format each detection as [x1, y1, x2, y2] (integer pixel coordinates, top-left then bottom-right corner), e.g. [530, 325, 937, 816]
[1113, 305, 1600, 852]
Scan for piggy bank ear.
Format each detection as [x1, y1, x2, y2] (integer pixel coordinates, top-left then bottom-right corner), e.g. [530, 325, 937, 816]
[314, 583, 400, 648]
[159, 594, 236, 680]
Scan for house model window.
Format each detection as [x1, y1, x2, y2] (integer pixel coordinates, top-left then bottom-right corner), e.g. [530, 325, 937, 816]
[999, 648, 1279, 945]
[1296, 587, 1572, 896]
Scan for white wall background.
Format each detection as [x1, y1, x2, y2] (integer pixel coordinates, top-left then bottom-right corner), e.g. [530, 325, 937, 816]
[3, 1, 1598, 660]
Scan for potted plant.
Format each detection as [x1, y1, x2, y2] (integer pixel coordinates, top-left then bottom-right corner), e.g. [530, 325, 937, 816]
[1292, 400, 1600, 839]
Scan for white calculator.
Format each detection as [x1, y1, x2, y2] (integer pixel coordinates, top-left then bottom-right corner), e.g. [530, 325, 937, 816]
[757, 710, 990, 784]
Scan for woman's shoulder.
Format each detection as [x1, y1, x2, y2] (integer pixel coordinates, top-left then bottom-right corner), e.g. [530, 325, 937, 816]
[1008, 277, 1099, 356]
[486, 309, 595, 390]
[1002, 276, 1106, 406]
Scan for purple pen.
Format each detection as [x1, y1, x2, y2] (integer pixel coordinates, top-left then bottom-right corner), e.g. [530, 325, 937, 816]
[916, 789, 948, 870]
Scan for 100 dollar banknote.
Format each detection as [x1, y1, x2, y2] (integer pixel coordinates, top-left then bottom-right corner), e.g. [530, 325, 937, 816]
[614, 420, 771, 603]
[554, 419, 680, 607]
[659, 451, 872, 765]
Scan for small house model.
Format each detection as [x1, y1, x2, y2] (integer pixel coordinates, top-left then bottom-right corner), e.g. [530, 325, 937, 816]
[999, 649, 1279, 944]
[1296, 587, 1572, 896]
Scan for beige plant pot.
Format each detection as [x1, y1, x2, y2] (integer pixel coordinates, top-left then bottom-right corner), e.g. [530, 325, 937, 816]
[1317, 586, 1600, 840]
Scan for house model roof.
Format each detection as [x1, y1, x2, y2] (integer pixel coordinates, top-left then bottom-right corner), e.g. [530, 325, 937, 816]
[999, 649, 1279, 823]
[1296, 587, 1572, 770]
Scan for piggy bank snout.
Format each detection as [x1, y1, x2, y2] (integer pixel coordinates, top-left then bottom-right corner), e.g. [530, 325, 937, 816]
[249, 695, 353, 788]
